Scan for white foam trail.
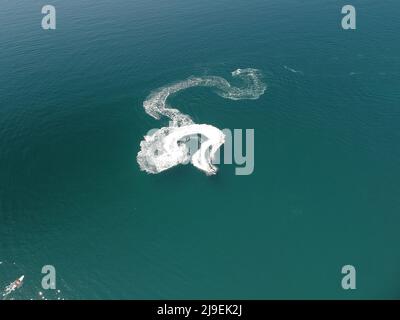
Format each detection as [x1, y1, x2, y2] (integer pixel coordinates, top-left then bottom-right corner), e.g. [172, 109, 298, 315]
[283, 65, 303, 74]
[137, 68, 266, 175]
[138, 124, 225, 175]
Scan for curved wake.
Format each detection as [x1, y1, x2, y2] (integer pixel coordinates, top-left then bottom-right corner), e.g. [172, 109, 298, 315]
[137, 68, 266, 175]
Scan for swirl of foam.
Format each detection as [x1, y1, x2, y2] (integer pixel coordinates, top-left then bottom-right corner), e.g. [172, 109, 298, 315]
[137, 68, 266, 175]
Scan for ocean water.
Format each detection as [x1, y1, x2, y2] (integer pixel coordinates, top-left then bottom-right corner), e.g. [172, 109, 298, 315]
[1, 0, 399, 299]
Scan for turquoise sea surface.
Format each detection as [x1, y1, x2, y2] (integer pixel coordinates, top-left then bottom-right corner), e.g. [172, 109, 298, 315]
[1, 0, 399, 299]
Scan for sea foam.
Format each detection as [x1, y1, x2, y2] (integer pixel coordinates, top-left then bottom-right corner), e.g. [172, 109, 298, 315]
[137, 68, 266, 175]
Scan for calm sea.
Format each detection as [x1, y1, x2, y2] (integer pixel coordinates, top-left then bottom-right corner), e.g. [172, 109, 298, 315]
[1, 0, 399, 299]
